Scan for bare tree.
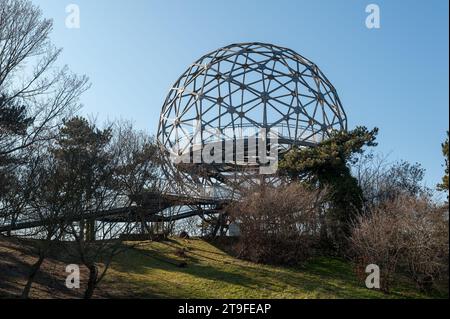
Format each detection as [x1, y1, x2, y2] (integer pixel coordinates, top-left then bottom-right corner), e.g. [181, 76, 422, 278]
[110, 120, 162, 235]
[0, 139, 73, 298]
[0, 0, 90, 144]
[350, 195, 449, 293]
[228, 182, 326, 265]
[401, 199, 448, 292]
[350, 200, 406, 293]
[54, 118, 165, 299]
[353, 152, 429, 207]
[0, 0, 89, 225]
[18, 145, 71, 298]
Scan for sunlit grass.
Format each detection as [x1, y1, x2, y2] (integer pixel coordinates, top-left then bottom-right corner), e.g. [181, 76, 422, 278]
[99, 238, 445, 299]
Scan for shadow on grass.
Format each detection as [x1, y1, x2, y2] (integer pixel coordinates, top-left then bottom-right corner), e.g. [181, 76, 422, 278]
[115, 245, 261, 289]
[109, 241, 376, 298]
[119, 239, 450, 299]
[0, 242, 84, 299]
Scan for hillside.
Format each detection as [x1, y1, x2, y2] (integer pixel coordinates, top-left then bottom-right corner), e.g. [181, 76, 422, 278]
[0, 236, 446, 299]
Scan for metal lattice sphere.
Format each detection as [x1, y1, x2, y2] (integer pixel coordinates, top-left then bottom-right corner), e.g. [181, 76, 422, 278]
[157, 43, 347, 195]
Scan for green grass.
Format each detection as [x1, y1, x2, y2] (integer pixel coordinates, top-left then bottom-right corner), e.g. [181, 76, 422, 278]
[99, 238, 446, 299]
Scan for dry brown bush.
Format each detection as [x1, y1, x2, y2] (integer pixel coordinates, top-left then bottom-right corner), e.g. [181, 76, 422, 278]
[350, 195, 449, 293]
[401, 201, 449, 291]
[228, 183, 326, 265]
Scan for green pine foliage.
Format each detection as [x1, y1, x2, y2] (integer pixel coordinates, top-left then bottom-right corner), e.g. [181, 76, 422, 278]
[437, 131, 449, 196]
[279, 127, 379, 246]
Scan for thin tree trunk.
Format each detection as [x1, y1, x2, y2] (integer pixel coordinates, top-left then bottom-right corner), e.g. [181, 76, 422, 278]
[219, 213, 228, 236]
[21, 255, 45, 299]
[211, 218, 221, 238]
[83, 263, 98, 299]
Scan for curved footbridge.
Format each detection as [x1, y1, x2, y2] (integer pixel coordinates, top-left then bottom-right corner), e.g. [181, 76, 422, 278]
[0, 191, 230, 233]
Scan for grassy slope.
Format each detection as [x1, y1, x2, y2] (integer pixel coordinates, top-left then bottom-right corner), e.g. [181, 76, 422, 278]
[100, 238, 443, 299]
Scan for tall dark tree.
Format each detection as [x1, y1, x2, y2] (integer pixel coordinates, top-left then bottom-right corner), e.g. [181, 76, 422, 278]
[0, 1, 89, 297]
[279, 126, 378, 248]
[51, 116, 113, 219]
[437, 131, 449, 198]
[51, 117, 164, 299]
[50, 117, 116, 299]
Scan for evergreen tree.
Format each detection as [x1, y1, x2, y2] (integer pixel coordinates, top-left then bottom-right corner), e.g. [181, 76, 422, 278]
[279, 126, 378, 248]
[437, 131, 449, 198]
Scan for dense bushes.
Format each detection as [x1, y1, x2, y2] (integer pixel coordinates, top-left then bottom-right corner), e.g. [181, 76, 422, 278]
[350, 195, 449, 292]
[228, 183, 326, 265]
[230, 183, 448, 293]
[226, 127, 449, 295]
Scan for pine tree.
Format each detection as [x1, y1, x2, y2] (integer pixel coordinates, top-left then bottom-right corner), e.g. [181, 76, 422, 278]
[437, 131, 449, 198]
[279, 126, 379, 248]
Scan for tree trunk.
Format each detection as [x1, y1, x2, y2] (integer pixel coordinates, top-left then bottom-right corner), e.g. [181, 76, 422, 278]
[6, 213, 19, 236]
[211, 218, 221, 238]
[83, 263, 98, 299]
[86, 219, 95, 242]
[219, 213, 228, 236]
[21, 255, 45, 299]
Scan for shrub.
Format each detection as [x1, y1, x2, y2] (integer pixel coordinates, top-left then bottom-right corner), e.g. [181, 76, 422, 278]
[350, 195, 449, 293]
[350, 204, 405, 292]
[228, 183, 326, 265]
[401, 201, 449, 292]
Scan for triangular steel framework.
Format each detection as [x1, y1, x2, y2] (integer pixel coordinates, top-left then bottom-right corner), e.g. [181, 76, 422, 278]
[157, 42, 347, 198]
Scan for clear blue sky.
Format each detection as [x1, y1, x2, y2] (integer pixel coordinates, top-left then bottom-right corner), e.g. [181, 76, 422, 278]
[34, 0, 449, 190]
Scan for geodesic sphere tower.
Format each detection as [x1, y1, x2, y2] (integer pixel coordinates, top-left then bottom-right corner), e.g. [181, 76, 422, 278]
[157, 43, 347, 195]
